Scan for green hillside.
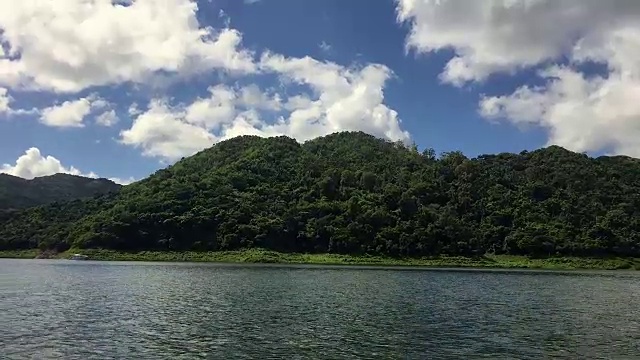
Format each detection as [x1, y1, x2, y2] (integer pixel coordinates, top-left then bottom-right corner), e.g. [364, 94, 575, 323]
[1, 132, 639, 258]
[0, 173, 121, 210]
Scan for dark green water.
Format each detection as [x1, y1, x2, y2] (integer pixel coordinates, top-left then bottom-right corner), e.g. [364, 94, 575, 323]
[2, 260, 640, 359]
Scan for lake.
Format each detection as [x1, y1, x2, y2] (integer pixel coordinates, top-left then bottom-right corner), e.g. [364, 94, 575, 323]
[1, 259, 639, 359]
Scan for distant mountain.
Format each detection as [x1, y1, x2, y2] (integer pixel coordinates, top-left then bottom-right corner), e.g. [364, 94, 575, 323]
[0, 173, 121, 210]
[1, 131, 640, 258]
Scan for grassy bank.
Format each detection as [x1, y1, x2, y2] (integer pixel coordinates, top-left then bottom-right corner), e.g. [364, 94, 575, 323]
[1, 248, 640, 270]
[0, 249, 41, 259]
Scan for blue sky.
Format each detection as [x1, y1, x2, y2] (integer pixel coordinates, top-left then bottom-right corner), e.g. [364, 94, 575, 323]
[1, 0, 638, 183]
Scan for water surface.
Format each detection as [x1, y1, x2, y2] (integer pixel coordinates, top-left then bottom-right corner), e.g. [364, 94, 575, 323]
[2, 259, 640, 359]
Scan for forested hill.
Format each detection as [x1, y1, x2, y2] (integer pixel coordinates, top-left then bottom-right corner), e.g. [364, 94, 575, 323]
[1, 131, 640, 257]
[0, 173, 121, 210]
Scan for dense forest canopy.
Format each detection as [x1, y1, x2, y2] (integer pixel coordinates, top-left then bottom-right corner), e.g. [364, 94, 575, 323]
[1, 131, 639, 257]
[0, 173, 121, 210]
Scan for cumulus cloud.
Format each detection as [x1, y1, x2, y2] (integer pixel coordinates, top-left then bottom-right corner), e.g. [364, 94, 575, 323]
[0, 147, 136, 184]
[397, 0, 640, 157]
[0, 147, 97, 179]
[95, 110, 119, 127]
[38, 95, 112, 128]
[264, 53, 409, 141]
[1, 90, 109, 122]
[396, 0, 640, 85]
[1, 1, 411, 167]
[120, 99, 217, 160]
[184, 85, 243, 130]
[238, 84, 282, 111]
[481, 64, 640, 156]
[119, 54, 410, 161]
[40, 98, 92, 128]
[0, 0, 255, 93]
[128, 102, 142, 116]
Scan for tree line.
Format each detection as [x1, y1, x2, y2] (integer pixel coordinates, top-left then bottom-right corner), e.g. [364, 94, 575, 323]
[1, 131, 639, 258]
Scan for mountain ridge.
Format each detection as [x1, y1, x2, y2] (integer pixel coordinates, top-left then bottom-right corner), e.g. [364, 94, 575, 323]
[0, 173, 121, 210]
[1, 131, 639, 258]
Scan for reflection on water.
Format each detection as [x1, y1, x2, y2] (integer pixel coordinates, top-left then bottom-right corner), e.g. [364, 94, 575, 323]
[1, 260, 640, 359]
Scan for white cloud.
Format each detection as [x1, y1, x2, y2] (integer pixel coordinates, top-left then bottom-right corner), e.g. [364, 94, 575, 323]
[40, 98, 93, 128]
[238, 84, 282, 111]
[128, 102, 142, 116]
[91, 98, 110, 110]
[481, 64, 640, 156]
[2, 91, 108, 121]
[1, 147, 97, 179]
[1, 148, 136, 184]
[108, 176, 136, 185]
[0, 0, 256, 93]
[95, 110, 119, 127]
[120, 99, 217, 160]
[0, 1, 412, 163]
[181, 83, 282, 132]
[396, 0, 640, 86]
[397, 0, 640, 157]
[184, 85, 240, 130]
[38, 95, 111, 128]
[260, 53, 409, 142]
[119, 52, 410, 161]
[0, 87, 40, 117]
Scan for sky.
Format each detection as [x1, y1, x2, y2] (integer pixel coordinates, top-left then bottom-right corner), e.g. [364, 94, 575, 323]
[1, 0, 639, 184]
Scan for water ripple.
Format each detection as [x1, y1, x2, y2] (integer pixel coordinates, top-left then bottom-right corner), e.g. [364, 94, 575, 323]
[1, 260, 640, 359]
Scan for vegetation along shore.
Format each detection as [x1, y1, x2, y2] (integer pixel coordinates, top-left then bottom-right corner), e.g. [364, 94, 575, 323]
[2, 132, 640, 271]
[1, 249, 639, 271]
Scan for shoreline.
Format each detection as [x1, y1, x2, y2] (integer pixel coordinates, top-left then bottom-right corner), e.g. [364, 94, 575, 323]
[1, 248, 639, 270]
